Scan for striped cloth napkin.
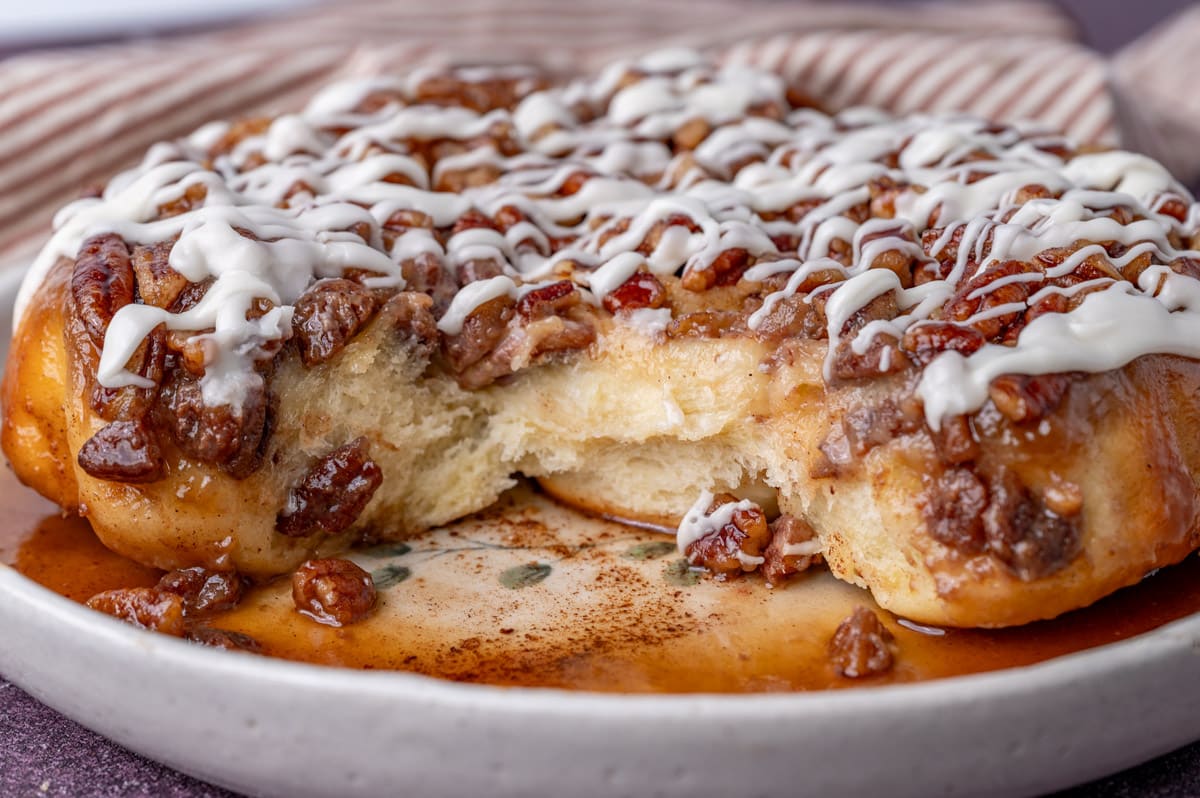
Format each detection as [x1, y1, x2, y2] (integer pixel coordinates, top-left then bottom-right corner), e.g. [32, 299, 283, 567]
[0, 0, 1192, 267]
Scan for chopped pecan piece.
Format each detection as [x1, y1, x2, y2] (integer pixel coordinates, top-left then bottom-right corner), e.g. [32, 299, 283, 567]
[672, 117, 711, 151]
[988, 373, 1073, 424]
[916, 225, 964, 284]
[157, 567, 244, 614]
[945, 259, 1037, 341]
[445, 283, 595, 389]
[292, 278, 382, 367]
[680, 248, 750, 292]
[455, 312, 596, 390]
[451, 208, 499, 237]
[901, 321, 986, 367]
[411, 70, 546, 113]
[840, 400, 916, 458]
[86, 587, 185, 636]
[828, 607, 895, 678]
[923, 467, 988, 554]
[130, 240, 187, 309]
[77, 419, 165, 483]
[666, 310, 744, 339]
[516, 280, 578, 319]
[457, 258, 505, 286]
[984, 472, 1081, 580]
[436, 162, 501, 192]
[929, 414, 979, 465]
[812, 423, 851, 479]
[383, 208, 433, 232]
[683, 493, 771, 579]
[70, 233, 135, 349]
[867, 177, 904, 219]
[602, 272, 666, 314]
[276, 438, 383, 539]
[1170, 256, 1200, 281]
[398, 252, 457, 312]
[292, 558, 377, 626]
[378, 291, 439, 355]
[830, 293, 907, 380]
[751, 294, 827, 343]
[159, 371, 269, 479]
[761, 514, 821, 586]
[442, 295, 516, 373]
[186, 627, 263, 653]
[1155, 195, 1191, 223]
[636, 214, 701, 258]
[169, 276, 213, 313]
[89, 325, 168, 422]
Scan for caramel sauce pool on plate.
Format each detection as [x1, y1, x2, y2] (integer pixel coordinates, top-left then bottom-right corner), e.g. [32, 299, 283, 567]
[4, 466, 1200, 694]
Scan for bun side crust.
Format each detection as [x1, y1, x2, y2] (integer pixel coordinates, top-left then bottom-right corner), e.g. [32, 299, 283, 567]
[3, 259, 77, 509]
[10, 261, 1199, 625]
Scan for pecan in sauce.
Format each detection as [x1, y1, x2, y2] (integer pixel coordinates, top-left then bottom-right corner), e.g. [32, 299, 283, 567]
[922, 465, 1082, 580]
[761, 514, 821, 586]
[87, 324, 167, 423]
[292, 558, 377, 626]
[442, 295, 515, 375]
[86, 588, 186, 636]
[683, 494, 772, 579]
[157, 567, 244, 614]
[185, 627, 264, 653]
[276, 438, 383, 539]
[828, 607, 896, 678]
[445, 282, 596, 389]
[77, 418, 165, 483]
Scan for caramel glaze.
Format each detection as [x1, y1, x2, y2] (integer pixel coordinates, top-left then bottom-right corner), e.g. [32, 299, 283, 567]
[4, 465, 1200, 694]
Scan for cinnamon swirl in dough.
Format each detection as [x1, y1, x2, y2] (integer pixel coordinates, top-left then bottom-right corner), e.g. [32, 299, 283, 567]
[5, 50, 1200, 627]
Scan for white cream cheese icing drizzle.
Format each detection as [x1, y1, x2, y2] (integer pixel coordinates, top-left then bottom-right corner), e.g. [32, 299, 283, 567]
[15, 50, 1200, 424]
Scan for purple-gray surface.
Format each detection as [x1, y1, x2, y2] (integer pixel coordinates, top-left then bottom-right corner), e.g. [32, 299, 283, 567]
[0, 679, 237, 798]
[2, 672, 1200, 797]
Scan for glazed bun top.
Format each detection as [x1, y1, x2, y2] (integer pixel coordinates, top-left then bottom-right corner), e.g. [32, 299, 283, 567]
[20, 48, 1200, 429]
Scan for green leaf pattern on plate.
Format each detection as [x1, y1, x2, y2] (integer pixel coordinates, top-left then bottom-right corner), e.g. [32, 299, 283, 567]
[365, 542, 412, 558]
[499, 562, 552, 589]
[371, 564, 412, 589]
[663, 558, 701, 587]
[622, 540, 678, 561]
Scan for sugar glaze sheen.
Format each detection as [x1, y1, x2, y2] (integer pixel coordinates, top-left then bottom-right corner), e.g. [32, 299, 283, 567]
[15, 48, 1200, 427]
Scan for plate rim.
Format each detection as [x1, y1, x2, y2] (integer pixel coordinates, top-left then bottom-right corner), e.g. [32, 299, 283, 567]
[6, 556, 1200, 798]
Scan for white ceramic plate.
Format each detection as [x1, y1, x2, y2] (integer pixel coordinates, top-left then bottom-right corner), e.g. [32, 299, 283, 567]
[2, 273, 1200, 797]
[3, 564, 1200, 798]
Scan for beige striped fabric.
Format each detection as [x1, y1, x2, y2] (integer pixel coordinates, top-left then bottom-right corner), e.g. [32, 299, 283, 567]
[0, 0, 1187, 266]
[1113, 6, 1200, 188]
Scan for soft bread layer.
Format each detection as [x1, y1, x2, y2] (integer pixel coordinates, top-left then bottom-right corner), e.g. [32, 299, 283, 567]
[4, 262, 779, 573]
[5, 262, 1200, 626]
